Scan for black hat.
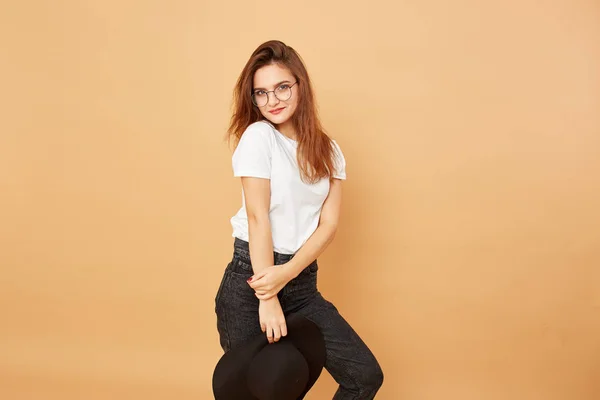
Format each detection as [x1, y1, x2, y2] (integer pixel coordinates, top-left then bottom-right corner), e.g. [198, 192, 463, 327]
[212, 313, 326, 400]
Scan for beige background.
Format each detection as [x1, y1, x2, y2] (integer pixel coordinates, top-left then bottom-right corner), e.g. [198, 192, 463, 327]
[1, 1, 599, 399]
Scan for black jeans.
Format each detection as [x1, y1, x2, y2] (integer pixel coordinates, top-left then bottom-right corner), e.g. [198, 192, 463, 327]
[215, 238, 384, 399]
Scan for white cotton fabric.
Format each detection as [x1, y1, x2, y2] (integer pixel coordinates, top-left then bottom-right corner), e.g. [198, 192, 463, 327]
[230, 120, 346, 254]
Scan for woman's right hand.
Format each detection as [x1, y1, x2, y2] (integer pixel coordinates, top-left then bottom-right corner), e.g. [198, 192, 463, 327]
[258, 297, 287, 343]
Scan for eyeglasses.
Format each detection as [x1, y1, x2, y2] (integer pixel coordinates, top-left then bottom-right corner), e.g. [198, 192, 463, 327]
[251, 82, 297, 107]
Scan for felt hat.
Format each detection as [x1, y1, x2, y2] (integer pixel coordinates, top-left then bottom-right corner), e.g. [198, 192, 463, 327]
[212, 313, 326, 400]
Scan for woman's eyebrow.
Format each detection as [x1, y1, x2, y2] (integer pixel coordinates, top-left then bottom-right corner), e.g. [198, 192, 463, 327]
[253, 80, 291, 91]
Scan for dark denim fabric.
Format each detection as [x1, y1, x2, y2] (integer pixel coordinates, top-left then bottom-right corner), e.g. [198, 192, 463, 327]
[215, 238, 384, 399]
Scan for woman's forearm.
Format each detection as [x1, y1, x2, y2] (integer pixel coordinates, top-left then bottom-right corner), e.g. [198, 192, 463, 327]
[247, 215, 274, 275]
[284, 222, 337, 280]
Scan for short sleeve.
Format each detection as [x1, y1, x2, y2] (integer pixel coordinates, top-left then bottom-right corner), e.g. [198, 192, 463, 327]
[232, 123, 272, 179]
[332, 140, 347, 180]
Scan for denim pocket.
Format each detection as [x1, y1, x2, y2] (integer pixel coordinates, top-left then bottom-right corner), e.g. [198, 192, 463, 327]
[229, 257, 254, 276]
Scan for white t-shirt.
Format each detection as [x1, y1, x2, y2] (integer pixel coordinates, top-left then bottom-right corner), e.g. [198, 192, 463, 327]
[230, 120, 346, 254]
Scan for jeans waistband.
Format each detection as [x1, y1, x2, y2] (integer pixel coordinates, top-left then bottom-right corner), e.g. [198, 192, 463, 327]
[233, 237, 296, 266]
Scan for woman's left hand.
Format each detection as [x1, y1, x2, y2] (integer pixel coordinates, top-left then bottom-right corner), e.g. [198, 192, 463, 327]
[247, 265, 292, 301]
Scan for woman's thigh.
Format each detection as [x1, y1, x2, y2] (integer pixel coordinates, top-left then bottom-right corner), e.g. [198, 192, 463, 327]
[214, 257, 262, 352]
[290, 291, 383, 396]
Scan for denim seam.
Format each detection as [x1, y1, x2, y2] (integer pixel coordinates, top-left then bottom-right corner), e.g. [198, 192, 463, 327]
[219, 271, 232, 351]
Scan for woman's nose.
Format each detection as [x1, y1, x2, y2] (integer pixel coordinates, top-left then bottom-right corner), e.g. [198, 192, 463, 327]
[267, 91, 280, 107]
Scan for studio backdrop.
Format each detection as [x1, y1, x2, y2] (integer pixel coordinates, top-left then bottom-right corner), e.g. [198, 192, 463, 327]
[1, 1, 599, 399]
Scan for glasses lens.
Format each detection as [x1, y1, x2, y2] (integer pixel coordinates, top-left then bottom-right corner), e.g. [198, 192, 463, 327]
[252, 92, 268, 107]
[275, 86, 292, 101]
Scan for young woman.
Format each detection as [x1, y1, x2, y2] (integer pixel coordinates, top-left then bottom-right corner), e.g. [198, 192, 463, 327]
[214, 40, 384, 399]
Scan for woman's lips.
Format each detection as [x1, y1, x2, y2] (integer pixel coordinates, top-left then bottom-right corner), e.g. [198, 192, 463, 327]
[269, 107, 285, 115]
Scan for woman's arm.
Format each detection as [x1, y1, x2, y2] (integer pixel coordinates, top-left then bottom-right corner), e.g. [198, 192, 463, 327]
[248, 178, 343, 299]
[284, 178, 343, 279]
[241, 176, 274, 273]
[242, 176, 289, 343]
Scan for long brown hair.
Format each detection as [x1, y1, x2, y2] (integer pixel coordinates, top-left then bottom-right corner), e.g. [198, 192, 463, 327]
[227, 40, 336, 184]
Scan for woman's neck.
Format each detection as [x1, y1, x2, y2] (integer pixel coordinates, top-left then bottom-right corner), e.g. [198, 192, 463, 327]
[275, 120, 297, 141]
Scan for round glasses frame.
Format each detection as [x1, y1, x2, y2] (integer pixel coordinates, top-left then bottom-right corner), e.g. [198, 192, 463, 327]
[251, 81, 298, 107]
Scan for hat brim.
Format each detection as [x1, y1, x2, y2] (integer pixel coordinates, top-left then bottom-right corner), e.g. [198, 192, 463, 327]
[212, 313, 326, 400]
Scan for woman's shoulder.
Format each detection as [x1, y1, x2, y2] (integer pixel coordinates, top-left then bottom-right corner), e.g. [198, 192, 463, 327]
[235, 121, 276, 152]
[238, 120, 275, 143]
[245, 120, 275, 135]
[330, 138, 344, 156]
[329, 138, 347, 179]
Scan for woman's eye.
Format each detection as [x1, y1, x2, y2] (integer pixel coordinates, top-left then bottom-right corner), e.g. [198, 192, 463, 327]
[279, 84, 290, 90]
[255, 90, 266, 95]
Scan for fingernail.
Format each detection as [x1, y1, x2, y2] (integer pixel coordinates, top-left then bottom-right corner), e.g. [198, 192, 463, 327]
[247, 277, 252, 282]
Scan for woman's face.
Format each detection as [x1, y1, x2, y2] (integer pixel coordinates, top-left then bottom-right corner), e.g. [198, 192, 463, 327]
[252, 63, 298, 126]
